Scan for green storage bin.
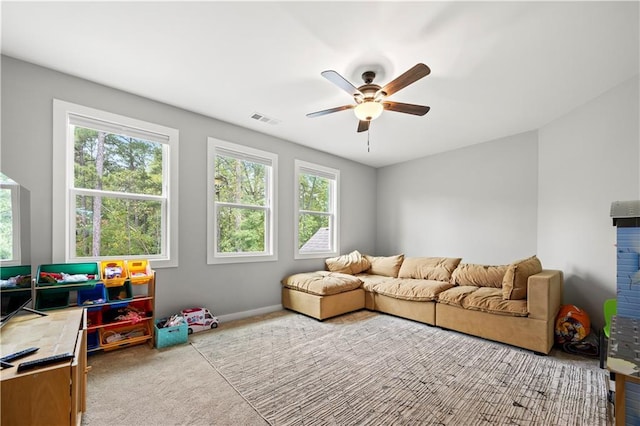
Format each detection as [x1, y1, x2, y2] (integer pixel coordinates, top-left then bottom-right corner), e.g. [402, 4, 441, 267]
[35, 289, 70, 310]
[1, 265, 32, 284]
[0, 289, 31, 316]
[106, 281, 132, 308]
[37, 262, 100, 290]
[1, 265, 32, 316]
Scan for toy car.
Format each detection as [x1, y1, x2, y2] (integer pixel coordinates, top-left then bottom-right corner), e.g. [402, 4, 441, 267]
[181, 307, 219, 334]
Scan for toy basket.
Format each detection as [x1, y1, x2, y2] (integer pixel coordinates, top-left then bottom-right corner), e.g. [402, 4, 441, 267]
[155, 319, 188, 349]
[126, 260, 152, 285]
[100, 260, 128, 287]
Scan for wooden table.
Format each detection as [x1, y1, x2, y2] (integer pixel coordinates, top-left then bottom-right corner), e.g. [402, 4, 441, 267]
[607, 315, 640, 426]
[0, 308, 87, 426]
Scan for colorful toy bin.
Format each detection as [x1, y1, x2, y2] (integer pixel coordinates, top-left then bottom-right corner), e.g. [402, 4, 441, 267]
[126, 260, 152, 285]
[100, 260, 128, 287]
[37, 262, 100, 290]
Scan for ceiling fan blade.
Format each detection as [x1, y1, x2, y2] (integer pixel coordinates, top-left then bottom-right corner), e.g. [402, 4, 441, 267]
[321, 70, 363, 98]
[357, 120, 370, 133]
[383, 101, 430, 116]
[306, 104, 354, 118]
[380, 63, 431, 97]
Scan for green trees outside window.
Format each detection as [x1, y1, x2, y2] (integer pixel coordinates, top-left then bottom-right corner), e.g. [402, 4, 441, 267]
[214, 154, 269, 254]
[73, 126, 164, 257]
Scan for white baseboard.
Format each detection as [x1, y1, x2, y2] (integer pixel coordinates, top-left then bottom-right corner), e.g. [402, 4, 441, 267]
[218, 304, 283, 323]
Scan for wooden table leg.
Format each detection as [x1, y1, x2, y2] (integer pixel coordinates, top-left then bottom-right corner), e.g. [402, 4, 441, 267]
[615, 375, 625, 426]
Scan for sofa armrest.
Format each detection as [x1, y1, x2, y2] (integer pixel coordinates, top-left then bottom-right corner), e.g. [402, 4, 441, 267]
[527, 269, 563, 321]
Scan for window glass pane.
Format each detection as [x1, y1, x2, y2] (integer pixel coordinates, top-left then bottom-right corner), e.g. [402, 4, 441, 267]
[299, 174, 330, 212]
[0, 187, 13, 260]
[298, 213, 330, 251]
[74, 126, 163, 196]
[215, 155, 266, 206]
[216, 206, 266, 253]
[75, 195, 162, 257]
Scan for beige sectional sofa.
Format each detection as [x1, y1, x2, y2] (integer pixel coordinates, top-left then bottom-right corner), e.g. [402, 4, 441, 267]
[281, 252, 563, 354]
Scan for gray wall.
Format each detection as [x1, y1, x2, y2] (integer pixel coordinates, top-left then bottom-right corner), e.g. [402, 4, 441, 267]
[538, 76, 640, 327]
[0, 56, 377, 319]
[376, 76, 639, 327]
[375, 131, 539, 264]
[3, 55, 638, 328]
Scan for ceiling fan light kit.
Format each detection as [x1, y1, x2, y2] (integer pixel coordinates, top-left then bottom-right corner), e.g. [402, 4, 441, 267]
[354, 101, 383, 121]
[307, 63, 431, 135]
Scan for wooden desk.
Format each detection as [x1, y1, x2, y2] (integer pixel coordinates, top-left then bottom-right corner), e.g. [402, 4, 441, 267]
[0, 308, 87, 426]
[607, 315, 640, 426]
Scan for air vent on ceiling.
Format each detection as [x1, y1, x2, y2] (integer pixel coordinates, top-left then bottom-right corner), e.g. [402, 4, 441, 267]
[250, 112, 280, 125]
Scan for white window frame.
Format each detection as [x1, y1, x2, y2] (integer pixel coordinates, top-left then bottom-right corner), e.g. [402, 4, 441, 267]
[52, 99, 179, 268]
[0, 180, 21, 266]
[294, 160, 339, 260]
[207, 138, 278, 264]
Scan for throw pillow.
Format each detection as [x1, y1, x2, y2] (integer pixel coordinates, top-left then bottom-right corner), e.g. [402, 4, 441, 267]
[325, 250, 370, 275]
[398, 257, 462, 282]
[363, 254, 405, 277]
[451, 263, 508, 288]
[502, 255, 543, 300]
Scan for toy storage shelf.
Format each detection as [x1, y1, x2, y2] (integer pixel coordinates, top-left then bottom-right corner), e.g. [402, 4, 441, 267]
[86, 295, 155, 353]
[33, 263, 156, 354]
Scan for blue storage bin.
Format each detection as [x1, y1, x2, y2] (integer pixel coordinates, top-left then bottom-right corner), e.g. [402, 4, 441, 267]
[77, 283, 107, 310]
[87, 331, 100, 350]
[155, 319, 188, 349]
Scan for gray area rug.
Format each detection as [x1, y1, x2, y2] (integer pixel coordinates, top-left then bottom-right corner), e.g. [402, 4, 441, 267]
[192, 310, 609, 426]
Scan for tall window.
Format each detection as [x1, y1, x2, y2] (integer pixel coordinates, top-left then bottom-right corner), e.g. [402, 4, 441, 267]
[53, 100, 179, 267]
[207, 138, 277, 264]
[0, 174, 21, 266]
[295, 160, 339, 259]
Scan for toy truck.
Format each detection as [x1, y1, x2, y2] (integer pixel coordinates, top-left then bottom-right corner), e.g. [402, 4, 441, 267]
[181, 307, 219, 334]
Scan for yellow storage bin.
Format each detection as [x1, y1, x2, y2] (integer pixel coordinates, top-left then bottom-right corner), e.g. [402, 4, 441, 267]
[126, 260, 152, 285]
[100, 260, 128, 287]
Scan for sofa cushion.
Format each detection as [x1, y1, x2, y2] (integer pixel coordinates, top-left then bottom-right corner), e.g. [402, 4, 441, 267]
[463, 287, 528, 317]
[356, 274, 391, 292]
[451, 263, 508, 288]
[502, 255, 543, 300]
[437, 286, 479, 307]
[325, 250, 370, 275]
[373, 278, 453, 302]
[281, 271, 362, 296]
[364, 254, 404, 278]
[398, 257, 462, 282]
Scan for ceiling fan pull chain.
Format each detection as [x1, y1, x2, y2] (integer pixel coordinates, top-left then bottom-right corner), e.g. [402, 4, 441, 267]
[367, 129, 370, 153]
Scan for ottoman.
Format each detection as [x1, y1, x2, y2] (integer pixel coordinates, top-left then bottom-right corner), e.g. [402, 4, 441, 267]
[281, 271, 365, 320]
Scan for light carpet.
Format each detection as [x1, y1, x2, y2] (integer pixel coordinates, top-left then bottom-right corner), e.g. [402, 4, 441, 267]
[192, 310, 610, 426]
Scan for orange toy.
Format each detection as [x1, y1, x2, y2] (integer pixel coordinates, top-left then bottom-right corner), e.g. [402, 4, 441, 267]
[555, 304, 591, 344]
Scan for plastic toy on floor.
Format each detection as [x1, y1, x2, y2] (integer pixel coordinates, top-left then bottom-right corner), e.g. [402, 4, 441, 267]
[555, 304, 591, 344]
[181, 307, 219, 334]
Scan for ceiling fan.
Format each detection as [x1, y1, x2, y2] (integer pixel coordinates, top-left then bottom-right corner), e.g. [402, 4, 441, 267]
[307, 63, 431, 133]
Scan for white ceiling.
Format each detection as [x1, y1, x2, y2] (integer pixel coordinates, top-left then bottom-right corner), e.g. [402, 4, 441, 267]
[2, 1, 638, 167]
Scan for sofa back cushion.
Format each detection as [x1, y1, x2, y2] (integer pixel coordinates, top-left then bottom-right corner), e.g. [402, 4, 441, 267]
[451, 263, 508, 288]
[325, 250, 370, 275]
[363, 254, 404, 277]
[502, 255, 543, 300]
[397, 257, 462, 282]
